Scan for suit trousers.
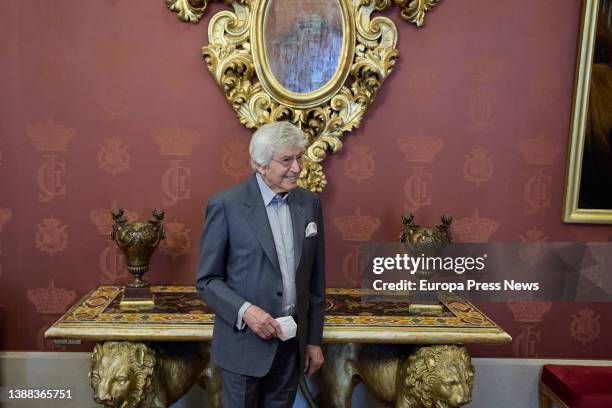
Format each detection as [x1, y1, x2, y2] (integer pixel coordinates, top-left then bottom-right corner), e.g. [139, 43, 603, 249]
[221, 337, 300, 408]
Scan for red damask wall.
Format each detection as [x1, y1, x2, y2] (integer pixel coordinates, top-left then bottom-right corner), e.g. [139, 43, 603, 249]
[1, 0, 610, 357]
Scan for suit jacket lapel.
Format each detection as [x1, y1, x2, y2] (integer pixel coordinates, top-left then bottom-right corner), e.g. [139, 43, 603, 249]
[290, 190, 305, 271]
[243, 176, 280, 273]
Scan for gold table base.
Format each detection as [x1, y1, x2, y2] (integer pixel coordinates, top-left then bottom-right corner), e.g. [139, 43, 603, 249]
[45, 286, 511, 408]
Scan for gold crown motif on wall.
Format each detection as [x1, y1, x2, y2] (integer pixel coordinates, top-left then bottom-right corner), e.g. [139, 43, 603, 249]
[334, 209, 381, 242]
[152, 126, 200, 156]
[27, 280, 76, 314]
[397, 133, 444, 163]
[465, 56, 505, 82]
[506, 301, 552, 323]
[518, 134, 560, 166]
[27, 120, 75, 152]
[453, 211, 499, 242]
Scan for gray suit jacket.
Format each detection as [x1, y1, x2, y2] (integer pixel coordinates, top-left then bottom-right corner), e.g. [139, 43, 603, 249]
[196, 175, 325, 377]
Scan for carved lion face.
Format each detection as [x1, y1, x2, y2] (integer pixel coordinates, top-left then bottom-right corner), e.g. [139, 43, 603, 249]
[90, 342, 155, 408]
[401, 345, 474, 408]
[429, 356, 474, 407]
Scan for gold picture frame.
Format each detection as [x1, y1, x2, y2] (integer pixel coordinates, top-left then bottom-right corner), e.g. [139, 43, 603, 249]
[563, 0, 612, 223]
[166, 0, 440, 192]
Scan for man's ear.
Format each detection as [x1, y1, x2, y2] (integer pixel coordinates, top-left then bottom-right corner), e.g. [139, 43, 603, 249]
[254, 163, 266, 175]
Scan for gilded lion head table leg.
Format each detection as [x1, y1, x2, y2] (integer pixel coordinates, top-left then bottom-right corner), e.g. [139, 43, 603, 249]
[317, 343, 474, 408]
[89, 341, 222, 408]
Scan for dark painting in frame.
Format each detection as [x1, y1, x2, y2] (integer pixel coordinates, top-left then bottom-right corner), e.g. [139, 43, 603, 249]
[563, 0, 612, 223]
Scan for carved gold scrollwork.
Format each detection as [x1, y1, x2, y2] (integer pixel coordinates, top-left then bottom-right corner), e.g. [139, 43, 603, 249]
[167, 0, 440, 192]
[166, 0, 209, 23]
[394, 0, 440, 27]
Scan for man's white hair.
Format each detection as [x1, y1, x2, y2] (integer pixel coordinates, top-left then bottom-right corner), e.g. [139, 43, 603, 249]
[249, 122, 307, 170]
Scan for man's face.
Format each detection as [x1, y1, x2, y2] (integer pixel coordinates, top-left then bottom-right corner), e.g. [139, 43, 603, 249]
[257, 146, 304, 193]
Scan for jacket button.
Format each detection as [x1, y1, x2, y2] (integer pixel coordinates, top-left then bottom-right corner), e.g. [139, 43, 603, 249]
[276, 291, 282, 297]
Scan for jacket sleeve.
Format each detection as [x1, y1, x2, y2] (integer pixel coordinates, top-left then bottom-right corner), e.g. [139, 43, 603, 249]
[195, 196, 247, 327]
[307, 196, 326, 346]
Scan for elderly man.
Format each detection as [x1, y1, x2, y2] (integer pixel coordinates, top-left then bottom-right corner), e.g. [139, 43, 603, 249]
[196, 121, 325, 407]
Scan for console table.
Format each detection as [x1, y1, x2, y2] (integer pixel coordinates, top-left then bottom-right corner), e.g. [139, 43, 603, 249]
[45, 286, 511, 408]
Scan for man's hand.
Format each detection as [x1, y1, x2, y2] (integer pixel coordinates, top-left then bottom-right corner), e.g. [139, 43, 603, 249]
[243, 305, 282, 340]
[304, 345, 324, 376]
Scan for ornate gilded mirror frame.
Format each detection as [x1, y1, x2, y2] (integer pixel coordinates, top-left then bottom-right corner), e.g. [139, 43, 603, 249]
[563, 0, 612, 223]
[166, 0, 439, 192]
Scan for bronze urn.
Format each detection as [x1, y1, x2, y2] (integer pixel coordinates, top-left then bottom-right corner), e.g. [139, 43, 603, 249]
[400, 213, 452, 315]
[111, 208, 165, 308]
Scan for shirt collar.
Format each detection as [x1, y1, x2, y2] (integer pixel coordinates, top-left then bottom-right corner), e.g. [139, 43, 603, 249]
[255, 173, 290, 207]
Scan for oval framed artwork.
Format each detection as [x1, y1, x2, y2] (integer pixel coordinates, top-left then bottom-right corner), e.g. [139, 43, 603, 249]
[252, 0, 355, 108]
